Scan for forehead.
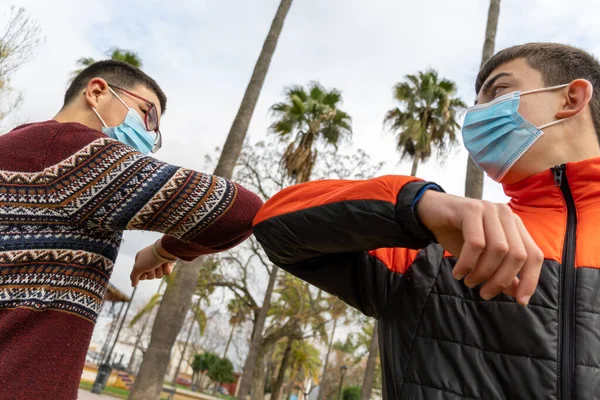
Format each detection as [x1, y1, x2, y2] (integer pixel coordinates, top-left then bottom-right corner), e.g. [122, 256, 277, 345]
[131, 84, 162, 116]
[476, 57, 546, 102]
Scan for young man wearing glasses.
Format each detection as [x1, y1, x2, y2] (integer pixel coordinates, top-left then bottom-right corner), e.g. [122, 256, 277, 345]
[0, 60, 263, 399]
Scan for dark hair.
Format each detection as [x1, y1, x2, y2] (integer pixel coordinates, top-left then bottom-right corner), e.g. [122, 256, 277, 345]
[476, 43, 600, 138]
[64, 60, 167, 113]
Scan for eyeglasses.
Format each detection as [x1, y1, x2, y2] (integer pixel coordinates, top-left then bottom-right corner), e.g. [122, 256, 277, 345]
[108, 84, 162, 153]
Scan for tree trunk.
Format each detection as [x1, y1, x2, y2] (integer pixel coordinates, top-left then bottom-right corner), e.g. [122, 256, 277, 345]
[465, 0, 500, 200]
[272, 338, 294, 400]
[127, 280, 164, 372]
[213, 0, 294, 177]
[134, 2, 291, 397]
[251, 351, 267, 400]
[236, 266, 279, 399]
[316, 318, 337, 400]
[360, 323, 379, 400]
[410, 156, 419, 177]
[128, 263, 198, 400]
[224, 322, 236, 359]
[171, 296, 201, 387]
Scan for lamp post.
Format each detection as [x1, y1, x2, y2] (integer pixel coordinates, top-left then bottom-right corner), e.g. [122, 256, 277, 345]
[338, 365, 348, 400]
[92, 286, 137, 394]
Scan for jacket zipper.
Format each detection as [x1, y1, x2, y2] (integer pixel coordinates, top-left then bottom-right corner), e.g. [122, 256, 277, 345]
[552, 164, 577, 400]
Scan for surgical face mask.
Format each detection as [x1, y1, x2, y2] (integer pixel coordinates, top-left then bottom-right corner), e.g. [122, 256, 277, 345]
[462, 84, 572, 182]
[92, 88, 157, 155]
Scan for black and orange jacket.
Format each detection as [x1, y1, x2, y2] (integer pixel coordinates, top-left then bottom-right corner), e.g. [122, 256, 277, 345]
[253, 158, 600, 400]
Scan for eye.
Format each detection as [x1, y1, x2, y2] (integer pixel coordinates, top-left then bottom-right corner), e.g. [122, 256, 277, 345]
[492, 85, 508, 98]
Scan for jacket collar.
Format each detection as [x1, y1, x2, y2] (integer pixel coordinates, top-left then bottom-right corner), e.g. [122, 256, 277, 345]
[504, 157, 600, 211]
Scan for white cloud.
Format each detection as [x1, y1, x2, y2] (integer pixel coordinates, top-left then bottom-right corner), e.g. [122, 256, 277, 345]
[6, 0, 600, 303]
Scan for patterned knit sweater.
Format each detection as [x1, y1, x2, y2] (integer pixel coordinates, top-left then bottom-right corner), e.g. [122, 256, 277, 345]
[0, 120, 263, 400]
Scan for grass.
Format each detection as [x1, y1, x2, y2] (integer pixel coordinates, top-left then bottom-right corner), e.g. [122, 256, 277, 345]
[79, 380, 170, 400]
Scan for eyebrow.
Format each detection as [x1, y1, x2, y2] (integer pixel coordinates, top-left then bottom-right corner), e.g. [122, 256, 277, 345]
[474, 72, 513, 105]
[480, 72, 513, 95]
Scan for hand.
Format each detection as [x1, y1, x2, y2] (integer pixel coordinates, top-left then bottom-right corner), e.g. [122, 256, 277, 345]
[416, 190, 544, 305]
[130, 242, 175, 287]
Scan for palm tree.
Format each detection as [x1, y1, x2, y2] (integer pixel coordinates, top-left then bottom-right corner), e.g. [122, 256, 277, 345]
[72, 47, 142, 78]
[366, 69, 465, 399]
[129, 259, 217, 399]
[223, 299, 247, 359]
[170, 296, 207, 388]
[270, 81, 352, 184]
[214, 0, 293, 180]
[465, 0, 501, 199]
[384, 69, 466, 177]
[360, 323, 379, 400]
[286, 340, 322, 398]
[126, 286, 163, 372]
[316, 298, 347, 400]
[268, 275, 328, 400]
[130, 3, 294, 399]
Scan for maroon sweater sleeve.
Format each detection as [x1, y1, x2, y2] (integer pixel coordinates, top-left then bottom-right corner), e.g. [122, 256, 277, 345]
[17, 121, 263, 261]
[160, 184, 263, 261]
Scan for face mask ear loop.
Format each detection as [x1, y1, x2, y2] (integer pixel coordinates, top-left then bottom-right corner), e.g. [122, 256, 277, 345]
[537, 107, 586, 130]
[521, 83, 570, 96]
[108, 86, 131, 110]
[91, 107, 108, 128]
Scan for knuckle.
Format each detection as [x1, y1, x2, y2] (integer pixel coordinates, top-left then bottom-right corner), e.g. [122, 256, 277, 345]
[508, 249, 528, 264]
[469, 200, 485, 214]
[480, 200, 492, 210]
[468, 238, 486, 251]
[488, 280, 511, 292]
[491, 241, 509, 255]
[498, 204, 512, 214]
[534, 249, 545, 263]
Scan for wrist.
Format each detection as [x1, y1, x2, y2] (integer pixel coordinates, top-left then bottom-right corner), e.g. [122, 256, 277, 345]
[415, 189, 444, 231]
[153, 240, 177, 263]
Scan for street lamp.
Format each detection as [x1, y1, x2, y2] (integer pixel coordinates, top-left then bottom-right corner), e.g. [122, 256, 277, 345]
[338, 365, 348, 400]
[92, 286, 137, 394]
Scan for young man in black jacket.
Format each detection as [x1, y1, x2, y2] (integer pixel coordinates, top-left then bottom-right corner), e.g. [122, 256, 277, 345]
[253, 43, 600, 399]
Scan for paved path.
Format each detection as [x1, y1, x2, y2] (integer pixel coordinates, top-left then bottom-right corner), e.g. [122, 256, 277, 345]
[78, 389, 120, 400]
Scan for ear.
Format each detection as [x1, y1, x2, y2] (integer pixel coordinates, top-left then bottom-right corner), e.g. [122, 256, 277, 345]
[84, 78, 110, 108]
[556, 79, 594, 119]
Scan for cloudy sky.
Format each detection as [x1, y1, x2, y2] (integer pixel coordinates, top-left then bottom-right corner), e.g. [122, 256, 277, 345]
[5, 0, 600, 350]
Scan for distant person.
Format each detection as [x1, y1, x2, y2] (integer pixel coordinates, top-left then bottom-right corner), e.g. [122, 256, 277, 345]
[0, 60, 262, 400]
[253, 43, 600, 399]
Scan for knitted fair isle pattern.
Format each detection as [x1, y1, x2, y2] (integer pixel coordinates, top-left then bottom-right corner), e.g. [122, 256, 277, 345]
[0, 138, 237, 323]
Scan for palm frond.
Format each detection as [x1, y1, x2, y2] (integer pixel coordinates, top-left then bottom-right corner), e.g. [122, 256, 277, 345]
[129, 293, 162, 327]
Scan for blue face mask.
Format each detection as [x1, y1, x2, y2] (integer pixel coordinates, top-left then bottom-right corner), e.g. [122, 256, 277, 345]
[92, 88, 157, 155]
[462, 84, 570, 182]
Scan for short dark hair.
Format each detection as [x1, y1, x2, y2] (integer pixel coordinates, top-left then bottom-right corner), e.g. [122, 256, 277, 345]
[476, 43, 600, 138]
[64, 60, 167, 113]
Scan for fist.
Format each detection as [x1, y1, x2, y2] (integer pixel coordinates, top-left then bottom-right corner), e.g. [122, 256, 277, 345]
[130, 244, 175, 287]
[416, 190, 544, 305]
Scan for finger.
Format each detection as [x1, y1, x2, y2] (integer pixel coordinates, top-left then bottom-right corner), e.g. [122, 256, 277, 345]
[502, 277, 519, 299]
[155, 266, 163, 279]
[453, 204, 486, 280]
[140, 273, 149, 281]
[145, 270, 156, 280]
[130, 271, 140, 287]
[163, 263, 174, 276]
[479, 208, 527, 300]
[513, 216, 544, 305]
[464, 204, 508, 287]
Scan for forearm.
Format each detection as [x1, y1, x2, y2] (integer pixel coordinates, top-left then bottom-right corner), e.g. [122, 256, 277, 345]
[159, 183, 262, 261]
[253, 175, 443, 266]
